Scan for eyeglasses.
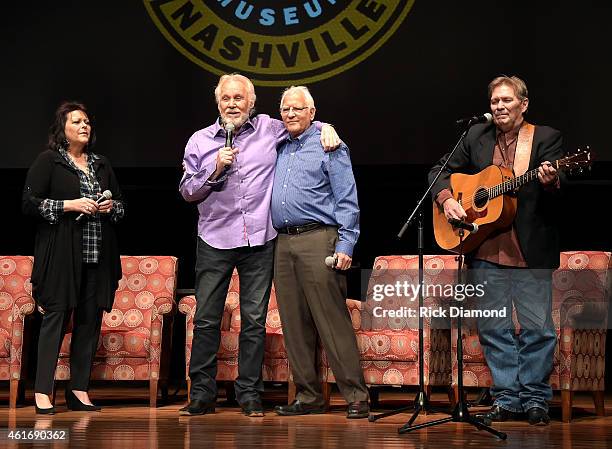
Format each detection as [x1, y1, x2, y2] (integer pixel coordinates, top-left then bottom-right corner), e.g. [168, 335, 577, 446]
[280, 106, 310, 115]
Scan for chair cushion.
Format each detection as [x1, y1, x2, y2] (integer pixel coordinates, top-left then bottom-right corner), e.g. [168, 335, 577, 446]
[354, 330, 419, 362]
[59, 329, 151, 358]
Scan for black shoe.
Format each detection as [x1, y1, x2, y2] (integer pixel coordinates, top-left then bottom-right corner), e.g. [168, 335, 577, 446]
[35, 405, 56, 415]
[274, 400, 326, 416]
[347, 401, 369, 419]
[241, 399, 264, 417]
[475, 405, 519, 423]
[527, 407, 550, 426]
[179, 399, 216, 416]
[65, 389, 101, 412]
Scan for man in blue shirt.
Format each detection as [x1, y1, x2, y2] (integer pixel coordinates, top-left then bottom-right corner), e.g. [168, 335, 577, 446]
[271, 86, 369, 419]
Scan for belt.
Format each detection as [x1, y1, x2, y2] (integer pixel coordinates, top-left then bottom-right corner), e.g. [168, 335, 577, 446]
[276, 223, 322, 235]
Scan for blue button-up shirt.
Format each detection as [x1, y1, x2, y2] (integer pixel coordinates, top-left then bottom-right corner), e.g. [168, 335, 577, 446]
[271, 124, 360, 256]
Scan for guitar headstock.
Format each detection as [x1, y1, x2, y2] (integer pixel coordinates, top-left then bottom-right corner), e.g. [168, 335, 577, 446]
[557, 147, 594, 174]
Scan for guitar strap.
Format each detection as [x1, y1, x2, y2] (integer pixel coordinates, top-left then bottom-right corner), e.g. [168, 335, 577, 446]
[513, 122, 535, 176]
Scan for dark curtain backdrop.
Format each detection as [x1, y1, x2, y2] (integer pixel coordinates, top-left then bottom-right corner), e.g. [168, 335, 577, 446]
[1, 1, 610, 168]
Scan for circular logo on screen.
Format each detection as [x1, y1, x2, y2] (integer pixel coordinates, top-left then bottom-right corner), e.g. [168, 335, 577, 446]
[143, 0, 415, 86]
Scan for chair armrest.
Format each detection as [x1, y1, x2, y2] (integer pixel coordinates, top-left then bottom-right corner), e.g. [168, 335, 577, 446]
[178, 295, 196, 316]
[14, 294, 36, 318]
[154, 296, 175, 316]
[345, 299, 363, 331]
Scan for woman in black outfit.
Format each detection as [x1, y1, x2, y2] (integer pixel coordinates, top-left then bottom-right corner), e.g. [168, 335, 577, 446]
[22, 101, 124, 414]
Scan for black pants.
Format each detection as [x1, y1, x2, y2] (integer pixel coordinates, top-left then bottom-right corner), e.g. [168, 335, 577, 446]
[35, 264, 104, 394]
[189, 237, 274, 405]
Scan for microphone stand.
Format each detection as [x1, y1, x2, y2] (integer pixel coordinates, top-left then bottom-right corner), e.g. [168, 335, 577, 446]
[398, 230, 506, 439]
[369, 126, 469, 424]
[369, 124, 506, 440]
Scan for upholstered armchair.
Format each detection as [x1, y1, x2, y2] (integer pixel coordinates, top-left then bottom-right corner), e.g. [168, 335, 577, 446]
[320, 255, 455, 405]
[452, 251, 611, 422]
[179, 269, 289, 400]
[55, 256, 178, 407]
[0, 256, 36, 408]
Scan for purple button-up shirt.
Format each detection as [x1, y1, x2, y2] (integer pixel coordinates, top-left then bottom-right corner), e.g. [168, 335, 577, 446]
[179, 114, 287, 249]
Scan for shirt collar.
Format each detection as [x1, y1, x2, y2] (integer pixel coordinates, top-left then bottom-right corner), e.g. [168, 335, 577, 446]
[496, 119, 524, 141]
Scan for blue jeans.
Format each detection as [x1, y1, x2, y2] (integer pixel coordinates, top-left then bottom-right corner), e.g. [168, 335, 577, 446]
[189, 237, 274, 404]
[470, 259, 557, 413]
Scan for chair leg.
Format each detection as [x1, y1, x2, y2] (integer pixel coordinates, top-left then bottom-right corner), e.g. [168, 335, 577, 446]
[322, 382, 332, 409]
[149, 379, 158, 408]
[223, 381, 237, 405]
[592, 391, 606, 417]
[561, 390, 572, 423]
[287, 380, 296, 404]
[446, 386, 457, 407]
[186, 378, 191, 400]
[453, 385, 461, 405]
[369, 387, 380, 409]
[9, 379, 19, 409]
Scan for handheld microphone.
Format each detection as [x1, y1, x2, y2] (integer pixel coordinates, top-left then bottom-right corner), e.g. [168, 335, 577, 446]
[325, 255, 338, 268]
[448, 218, 479, 233]
[224, 122, 235, 148]
[456, 113, 493, 127]
[76, 190, 112, 222]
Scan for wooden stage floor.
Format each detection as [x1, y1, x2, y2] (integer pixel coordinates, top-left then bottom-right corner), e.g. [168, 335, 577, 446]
[1, 387, 612, 448]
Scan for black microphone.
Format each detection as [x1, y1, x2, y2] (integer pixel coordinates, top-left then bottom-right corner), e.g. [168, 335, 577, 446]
[456, 113, 493, 127]
[224, 122, 235, 148]
[448, 218, 479, 233]
[325, 255, 338, 268]
[76, 190, 112, 222]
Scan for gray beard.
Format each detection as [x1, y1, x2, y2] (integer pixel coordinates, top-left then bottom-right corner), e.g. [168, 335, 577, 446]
[222, 113, 248, 130]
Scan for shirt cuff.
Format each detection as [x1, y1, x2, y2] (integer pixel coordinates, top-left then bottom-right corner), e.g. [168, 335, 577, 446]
[335, 241, 354, 257]
[435, 189, 453, 207]
[39, 199, 64, 224]
[205, 171, 228, 185]
[111, 200, 125, 223]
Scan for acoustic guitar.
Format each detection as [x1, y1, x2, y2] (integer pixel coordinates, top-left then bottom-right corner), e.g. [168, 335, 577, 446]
[433, 149, 593, 253]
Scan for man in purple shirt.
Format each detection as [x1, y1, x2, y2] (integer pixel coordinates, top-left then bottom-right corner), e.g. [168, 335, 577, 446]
[178, 74, 339, 417]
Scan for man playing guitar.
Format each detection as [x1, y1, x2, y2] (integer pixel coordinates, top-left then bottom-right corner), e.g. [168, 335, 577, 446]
[429, 75, 562, 425]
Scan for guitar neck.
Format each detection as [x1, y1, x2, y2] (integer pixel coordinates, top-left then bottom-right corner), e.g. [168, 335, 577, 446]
[488, 162, 559, 199]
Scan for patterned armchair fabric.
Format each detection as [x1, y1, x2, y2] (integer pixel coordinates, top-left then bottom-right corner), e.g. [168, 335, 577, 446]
[0, 256, 36, 408]
[321, 255, 454, 401]
[179, 269, 290, 397]
[451, 251, 611, 422]
[55, 256, 178, 407]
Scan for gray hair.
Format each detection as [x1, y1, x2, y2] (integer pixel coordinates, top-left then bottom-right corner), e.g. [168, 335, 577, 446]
[280, 86, 315, 109]
[214, 73, 256, 110]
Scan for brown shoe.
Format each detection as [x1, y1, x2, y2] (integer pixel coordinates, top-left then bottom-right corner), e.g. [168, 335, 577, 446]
[347, 401, 369, 419]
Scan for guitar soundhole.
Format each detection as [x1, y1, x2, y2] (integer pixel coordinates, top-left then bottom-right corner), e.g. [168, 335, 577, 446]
[474, 187, 489, 208]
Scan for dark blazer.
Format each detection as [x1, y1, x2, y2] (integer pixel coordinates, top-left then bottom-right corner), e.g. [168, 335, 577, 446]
[22, 149, 124, 312]
[429, 122, 564, 269]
